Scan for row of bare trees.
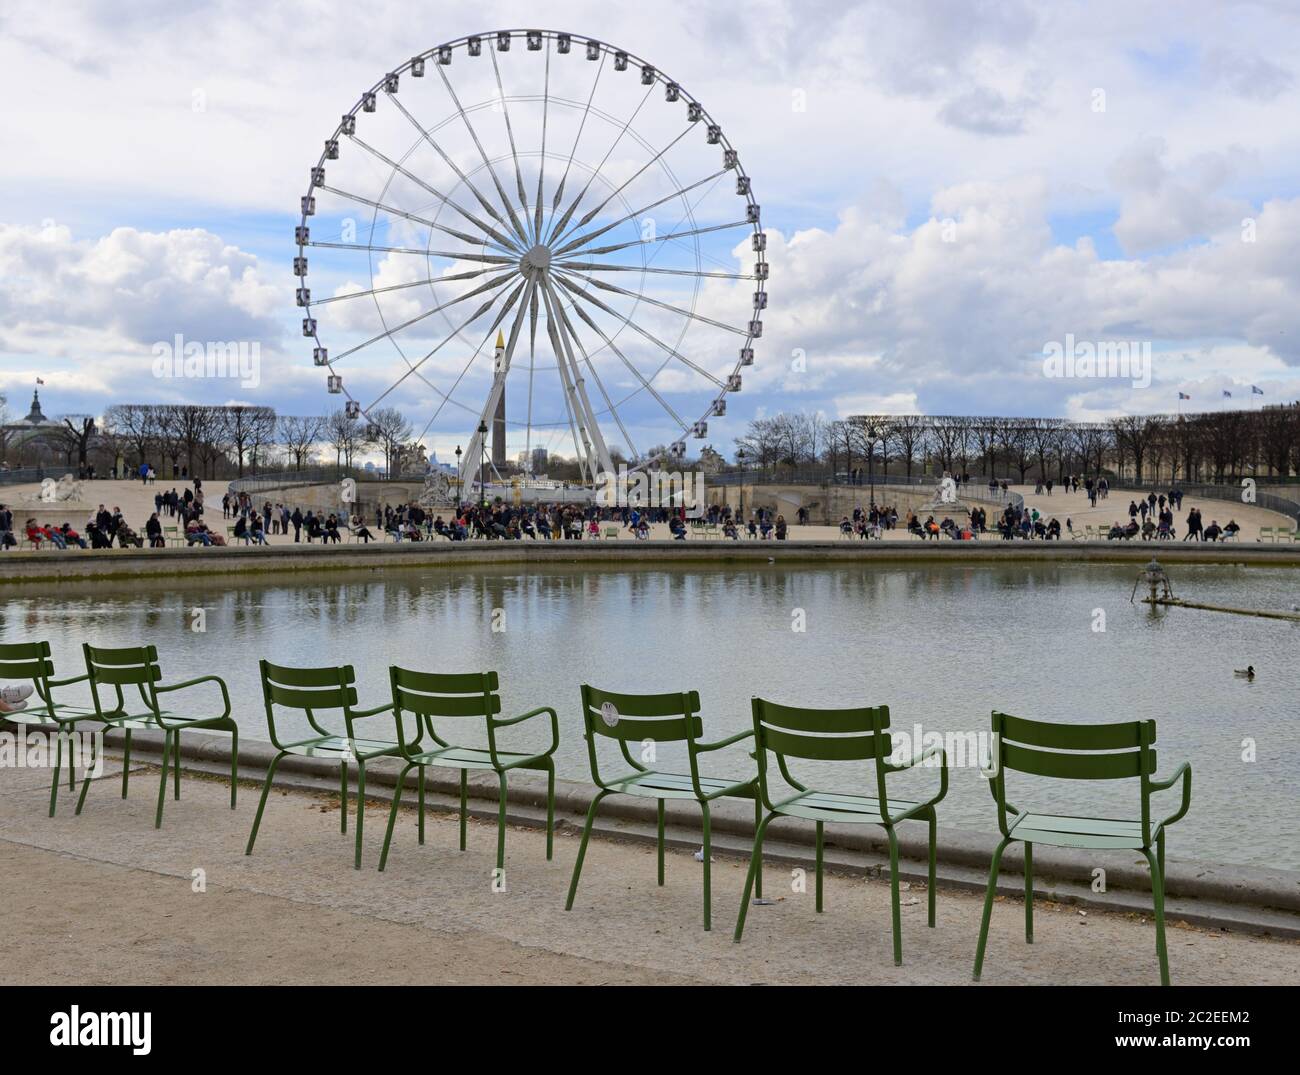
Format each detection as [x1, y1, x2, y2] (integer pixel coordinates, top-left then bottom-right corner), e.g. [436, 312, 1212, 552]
[95, 405, 419, 480]
[733, 406, 1300, 485]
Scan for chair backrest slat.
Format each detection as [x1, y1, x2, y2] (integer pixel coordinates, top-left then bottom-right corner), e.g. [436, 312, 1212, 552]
[84, 644, 161, 686]
[1002, 741, 1155, 780]
[267, 681, 358, 711]
[753, 697, 889, 762]
[0, 641, 54, 681]
[261, 660, 355, 711]
[994, 710, 1156, 781]
[580, 685, 701, 742]
[1000, 712, 1151, 751]
[390, 667, 501, 718]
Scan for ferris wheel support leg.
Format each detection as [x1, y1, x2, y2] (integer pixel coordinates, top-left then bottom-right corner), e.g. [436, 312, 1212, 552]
[462, 275, 538, 491]
[541, 275, 614, 481]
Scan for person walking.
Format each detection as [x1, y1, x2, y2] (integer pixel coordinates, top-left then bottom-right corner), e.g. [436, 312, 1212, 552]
[291, 507, 303, 543]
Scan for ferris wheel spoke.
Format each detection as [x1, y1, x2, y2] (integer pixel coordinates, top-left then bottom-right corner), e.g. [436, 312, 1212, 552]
[571, 219, 752, 260]
[563, 293, 690, 438]
[387, 94, 524, 254]
[552, 172, 728, 258]
[415, 280, 536, 439]
[434, 64, 532, 248]
[550, 51, 606, 215]
[543, 276, 641, 460]
[560, 269, 749, 337]
[347, 133, 520, 252]
[549, 125, 697, 253]
[553, 271, 726, 390]
[546, 82, 655, 245]
[487, 47, 534, 238]
[331, 270, 516, 362]
[556, 261, 755, 281]
[312, 265, 503, 306]
[369, 279, 529, 411]
[308, 240, 516, 263]
[316, 184, 502, 251]
[534, 46, 551, 242]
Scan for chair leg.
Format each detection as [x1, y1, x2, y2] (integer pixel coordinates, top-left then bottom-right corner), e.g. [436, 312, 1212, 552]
[656, 799, 666, 886]
[564, 790, 609, 911]
[1146, 841, 1171, 986]
[48, 731, 63, 817]
[154, 730, 172, 828]
[927, 807, 937, 928]
[545, 762, 555, 861]
[495, 772, 508, 871]
[229, 727, 238, 809]
[1024, 841, 1034, 943]
[353, 761, 366, 869]
[973, 837, 1012, 981]
[701, 800, 712, 931]
[753, 795, 763, 899]
[75, 733, 98, 815]
[121, 728, 132, 798]
[815, 820, 824, 913]
[417, 766, 426, 846]
[378, 763, 414, 872]
[885, 824, 902, 965]
[68, 726, 77, 789]
[245, 751, 287, 854]
[172, 730, 181, 800]
[733, 811, 776, 942]
[459, 769, 468, 850]
[339, 761, 348, 834]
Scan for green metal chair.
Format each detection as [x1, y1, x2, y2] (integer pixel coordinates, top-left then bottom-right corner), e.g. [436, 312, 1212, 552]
[76, 643, 238, 828]
[733, 697, 948, 965]
[972, 711, 1192, 986]
[0, 641, 94, 816]
[565, 684, 759, 931]
[245, 660, 402, 869]
[376, 667, 558, 873]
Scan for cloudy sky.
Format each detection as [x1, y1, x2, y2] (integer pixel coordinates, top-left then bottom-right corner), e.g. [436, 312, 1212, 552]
[2, 0, 1298, 462]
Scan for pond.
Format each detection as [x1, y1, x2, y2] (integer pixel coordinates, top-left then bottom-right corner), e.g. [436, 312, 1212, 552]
[2, 561, 1296, 870]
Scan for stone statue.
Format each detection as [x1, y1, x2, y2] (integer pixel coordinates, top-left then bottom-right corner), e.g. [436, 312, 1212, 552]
[417, 467, 453, 508]
[936, 473, 958, 505]
[30, 474, 83, 504]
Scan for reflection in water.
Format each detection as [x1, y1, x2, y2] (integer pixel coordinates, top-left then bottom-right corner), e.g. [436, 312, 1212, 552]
[2, 562, 1297, 869]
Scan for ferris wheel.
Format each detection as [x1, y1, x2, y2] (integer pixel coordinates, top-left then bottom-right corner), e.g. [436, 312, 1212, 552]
[295, 29, 767, 489]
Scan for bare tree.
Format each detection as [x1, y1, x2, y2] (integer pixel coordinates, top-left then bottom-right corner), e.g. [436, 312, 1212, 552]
[279, 415, 325, 470]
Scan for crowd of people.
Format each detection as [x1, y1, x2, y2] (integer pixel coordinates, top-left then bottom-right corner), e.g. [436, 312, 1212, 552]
[0, 474, 1265, 551]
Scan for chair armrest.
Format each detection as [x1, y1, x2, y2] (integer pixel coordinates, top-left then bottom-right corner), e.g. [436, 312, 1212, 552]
[882, 745, 948, 821]
[47, 672, 90, 688]
[348, 702, 395, 719]
[492, 706, 560, 757]
[694, 729, 753, 753]
[153, 674, 231, 724]
[1150, 762, 1192, 830]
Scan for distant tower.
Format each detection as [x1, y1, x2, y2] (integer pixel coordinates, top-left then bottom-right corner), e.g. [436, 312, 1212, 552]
[492, 329, 506, 470]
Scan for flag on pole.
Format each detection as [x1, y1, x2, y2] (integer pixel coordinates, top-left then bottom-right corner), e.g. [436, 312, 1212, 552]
[35, 377, 45, 385]
[1178, 392, 1190, 400]
[1223, 390, 1232, 398]
[1252, 385, 1264, 395]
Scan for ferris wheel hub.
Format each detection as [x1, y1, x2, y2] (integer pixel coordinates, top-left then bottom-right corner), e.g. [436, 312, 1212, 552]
[520, 244, 553, 273]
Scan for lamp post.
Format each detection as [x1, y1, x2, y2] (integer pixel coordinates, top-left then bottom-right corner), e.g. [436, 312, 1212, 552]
[454, 444, 465, 512]
[477, 420, 488, 510]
